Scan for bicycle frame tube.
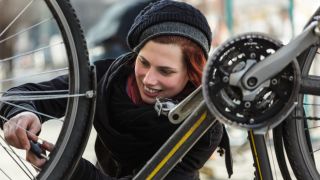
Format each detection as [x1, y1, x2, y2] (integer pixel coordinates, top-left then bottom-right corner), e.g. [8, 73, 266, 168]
[133, 101, 217, 180]
[248, 130, 273, 180]
[134, 102, 276, 180]
[135, 85, 276, 179]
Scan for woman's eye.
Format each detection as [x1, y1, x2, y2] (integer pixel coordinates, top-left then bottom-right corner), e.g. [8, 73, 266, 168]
[139, 58, 149, 67]
[160, 69, 174, 76]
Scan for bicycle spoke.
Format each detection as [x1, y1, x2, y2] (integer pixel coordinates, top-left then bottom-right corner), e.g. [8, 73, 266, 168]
[0, 168, 12, 180]
[0, 102, 59, 120]
[0, 136, 34, 179]
[292, 116, 320, 121]
[303, 103, 320, 106]
[0, 90, 69, 95]
[0, 93, 85, 101]
[0, 68, 68, 84]
[0, 142, 41, 171]
[304, 125, 320, 131]
[0, 143, 39, 178]
[0, 42, 64, 63]
[0, 0, 34, 38]
[0, 17, 54, 45]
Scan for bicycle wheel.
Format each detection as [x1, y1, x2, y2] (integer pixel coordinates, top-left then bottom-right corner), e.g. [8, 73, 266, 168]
[282, 7, 320, 180]
[0, 0, 93, 180]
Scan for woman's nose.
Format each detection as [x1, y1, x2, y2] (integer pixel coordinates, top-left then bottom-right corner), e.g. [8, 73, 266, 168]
[143, 69, 157, 85]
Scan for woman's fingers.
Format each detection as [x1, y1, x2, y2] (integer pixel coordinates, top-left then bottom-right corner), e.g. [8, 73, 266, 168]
[41, 140, 54, 152]
[16, 119, 32, 150]
[4, 112, 54, 168]
[26, 150, 47, 168]
[3, 112, 41, 150]
[3, 117, 28, 149]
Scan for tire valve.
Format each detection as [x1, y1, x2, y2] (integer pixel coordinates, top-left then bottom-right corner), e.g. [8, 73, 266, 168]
[29, 140, 49, 160]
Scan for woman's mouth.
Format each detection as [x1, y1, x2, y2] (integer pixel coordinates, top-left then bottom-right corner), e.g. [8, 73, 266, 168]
[143, 86, 161, 97]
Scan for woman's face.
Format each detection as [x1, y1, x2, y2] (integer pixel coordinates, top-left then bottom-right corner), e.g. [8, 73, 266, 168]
[135, 41, 189, 104]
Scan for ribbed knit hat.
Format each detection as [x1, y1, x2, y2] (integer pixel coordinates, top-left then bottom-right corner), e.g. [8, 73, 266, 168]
[127, 0, 212, 58]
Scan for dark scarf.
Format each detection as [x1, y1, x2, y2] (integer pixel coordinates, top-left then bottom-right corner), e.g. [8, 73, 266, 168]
[109, 67, 179, 164]
[95, 53, 183, 170]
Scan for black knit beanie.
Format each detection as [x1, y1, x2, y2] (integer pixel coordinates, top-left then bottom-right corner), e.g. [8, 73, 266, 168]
[127, 0, 212, 58]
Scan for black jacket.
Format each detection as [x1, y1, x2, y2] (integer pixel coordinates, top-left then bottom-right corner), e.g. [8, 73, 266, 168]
[0, 52, 228, 179]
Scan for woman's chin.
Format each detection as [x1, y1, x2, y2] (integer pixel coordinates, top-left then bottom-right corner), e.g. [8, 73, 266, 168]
[141, 96, 156, 104]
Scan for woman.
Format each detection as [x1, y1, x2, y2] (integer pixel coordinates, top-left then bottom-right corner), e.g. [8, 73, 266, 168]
[0, 0, 228, 179]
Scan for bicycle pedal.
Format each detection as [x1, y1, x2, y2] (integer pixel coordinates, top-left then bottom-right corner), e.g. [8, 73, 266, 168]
[154, 98, 177, 116]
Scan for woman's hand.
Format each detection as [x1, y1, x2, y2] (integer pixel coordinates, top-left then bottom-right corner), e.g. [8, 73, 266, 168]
[3, 111, 54, 168]
[3, 112, 41, 150]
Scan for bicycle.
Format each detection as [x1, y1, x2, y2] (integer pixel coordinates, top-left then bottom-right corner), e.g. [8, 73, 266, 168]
[1, 1, 320, 180]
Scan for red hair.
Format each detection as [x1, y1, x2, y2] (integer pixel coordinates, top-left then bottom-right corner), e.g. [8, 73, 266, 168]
[127, 35, 207, 104]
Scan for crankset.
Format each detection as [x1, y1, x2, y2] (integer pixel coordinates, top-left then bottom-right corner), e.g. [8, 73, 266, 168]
[203, 33, 300, 132]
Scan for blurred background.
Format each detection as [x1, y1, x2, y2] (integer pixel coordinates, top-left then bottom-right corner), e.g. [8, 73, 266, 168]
[70, 0, 319, 61]
[0, 0, 319, 179]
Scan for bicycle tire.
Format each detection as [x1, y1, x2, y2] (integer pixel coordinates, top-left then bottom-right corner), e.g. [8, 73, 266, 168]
[282, 7, 320, 180]
[282, 48, 320, 180]
[0, 0, 93, 179]
[39, 1, 93, 179]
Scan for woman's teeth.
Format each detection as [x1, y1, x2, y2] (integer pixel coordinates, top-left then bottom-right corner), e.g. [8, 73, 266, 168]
[144, 86, 160, 93]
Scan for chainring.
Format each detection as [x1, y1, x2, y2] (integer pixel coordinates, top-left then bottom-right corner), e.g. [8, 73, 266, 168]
[203, 33, 300, 130]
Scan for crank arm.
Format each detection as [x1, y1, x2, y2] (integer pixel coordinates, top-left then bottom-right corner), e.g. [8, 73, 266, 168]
[242, 21, 320, 90]
[168, 86, 203, 124]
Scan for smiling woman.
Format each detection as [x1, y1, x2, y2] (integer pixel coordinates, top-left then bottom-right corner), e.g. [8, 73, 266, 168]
[132, 40, 187, 104]
[128, 35, 206, 105]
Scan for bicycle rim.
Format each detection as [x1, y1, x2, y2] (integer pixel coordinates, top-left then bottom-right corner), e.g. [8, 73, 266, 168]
[0, 0, 93, 180]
